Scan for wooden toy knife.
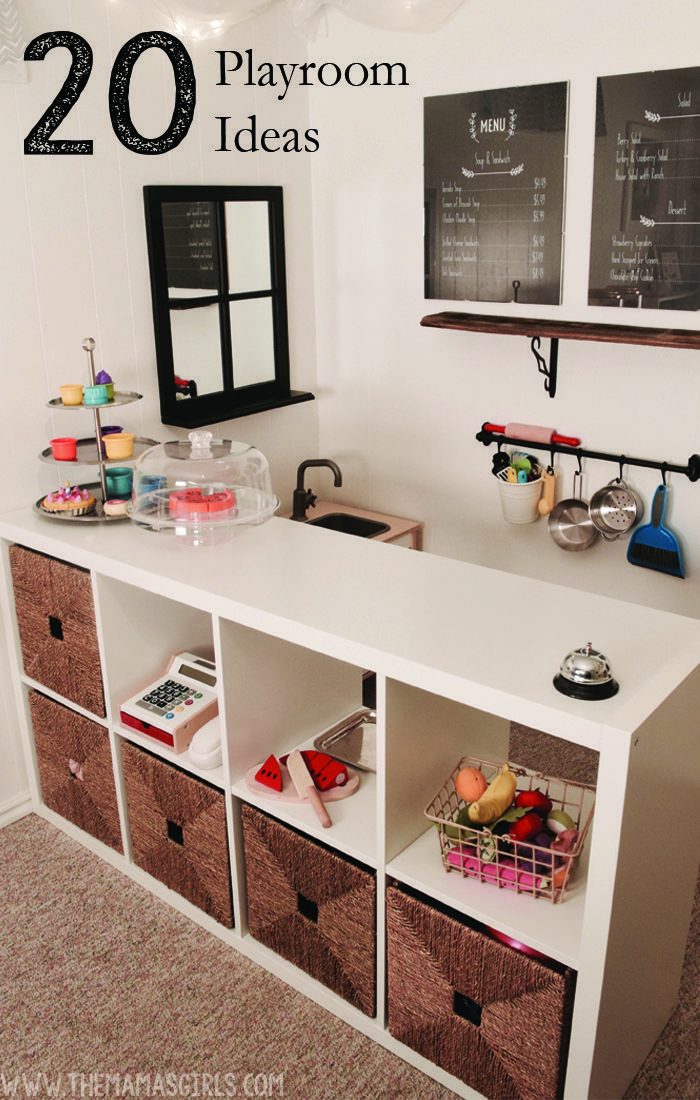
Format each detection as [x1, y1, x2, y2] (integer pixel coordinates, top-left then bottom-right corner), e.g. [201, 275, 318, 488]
[287, 750, 332, 828]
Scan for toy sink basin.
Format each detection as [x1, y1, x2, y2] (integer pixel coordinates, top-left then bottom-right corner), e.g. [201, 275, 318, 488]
[306, 512, 389, 537]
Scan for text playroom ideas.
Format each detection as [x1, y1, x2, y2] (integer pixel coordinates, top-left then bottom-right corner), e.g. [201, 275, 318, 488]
[214, 48, 409, 153]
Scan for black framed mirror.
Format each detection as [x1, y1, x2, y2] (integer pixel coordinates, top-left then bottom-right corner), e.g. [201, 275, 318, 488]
[144, 184, 314, 428]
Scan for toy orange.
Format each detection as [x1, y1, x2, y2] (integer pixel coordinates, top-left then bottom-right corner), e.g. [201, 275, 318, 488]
[455, 765, 488, 804]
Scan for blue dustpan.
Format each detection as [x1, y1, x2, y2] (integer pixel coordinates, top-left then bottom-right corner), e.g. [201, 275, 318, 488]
[626, 484, 684, 578]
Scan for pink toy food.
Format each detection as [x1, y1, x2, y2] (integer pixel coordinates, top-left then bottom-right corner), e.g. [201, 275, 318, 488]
[41, 485, 96, 516]
[447, 849, 550, 891]
[169, 488, 236, 515]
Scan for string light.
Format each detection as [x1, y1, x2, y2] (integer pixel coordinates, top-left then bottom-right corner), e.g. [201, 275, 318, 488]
[140, 0, 469, 40]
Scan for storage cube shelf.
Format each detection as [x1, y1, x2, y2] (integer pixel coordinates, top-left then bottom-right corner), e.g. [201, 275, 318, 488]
[29, 689, 122, 853]
[121, 742, 234, 929]
[2, 513, 700, 1100]
[386, 885, 575, 1100]
[9, 545, 105, 716]
[242, 804, 376, 1016]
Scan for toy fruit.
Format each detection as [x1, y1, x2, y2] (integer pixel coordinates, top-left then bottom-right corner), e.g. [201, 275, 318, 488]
[255, 754, 282, 791]
[546, 809, 577, 835]
[515, 789, 553, 816]
[299, 750, 348, 790]
[508, 811, 542, 842]
[468, 763, 517, 825]
[551, 828, 579, 853]
[455, 765, 488, 803]
[279, 750, 348, 790]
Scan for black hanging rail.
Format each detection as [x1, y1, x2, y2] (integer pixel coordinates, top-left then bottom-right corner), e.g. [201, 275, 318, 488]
[475, 424, 700, 482]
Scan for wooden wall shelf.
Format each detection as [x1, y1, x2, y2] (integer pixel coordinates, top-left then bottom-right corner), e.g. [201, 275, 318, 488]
[421, 311, 700, 397]
[420, 311, 700, 349]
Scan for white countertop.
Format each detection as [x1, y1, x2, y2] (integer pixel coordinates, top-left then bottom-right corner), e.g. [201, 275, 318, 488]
[2, 506, 699, 747]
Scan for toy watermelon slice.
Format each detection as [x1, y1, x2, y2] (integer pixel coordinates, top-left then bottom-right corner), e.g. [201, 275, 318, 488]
[279, 750, 348, 790]
[255, 754, 282, 791]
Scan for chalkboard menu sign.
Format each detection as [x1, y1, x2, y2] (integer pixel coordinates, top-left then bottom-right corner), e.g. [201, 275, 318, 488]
[588, 66, 700, 311]
[424, 81, 568, 305]
[162, 201, 219, 293]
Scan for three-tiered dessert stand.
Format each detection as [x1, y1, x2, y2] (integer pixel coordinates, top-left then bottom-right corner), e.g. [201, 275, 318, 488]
[37, 337, 158, 522]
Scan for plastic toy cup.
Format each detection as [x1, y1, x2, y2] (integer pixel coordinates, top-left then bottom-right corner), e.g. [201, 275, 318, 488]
[83, 384, 109, 406]
[105, 466, 133, 499]
[50, 437, 77, 461]
[59, 384, 83, 406]
[104, 432, 135, 459]
[100, 425, 123, 456]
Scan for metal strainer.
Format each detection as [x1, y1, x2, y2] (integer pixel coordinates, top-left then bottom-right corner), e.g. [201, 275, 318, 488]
[588, 478, 643, 540]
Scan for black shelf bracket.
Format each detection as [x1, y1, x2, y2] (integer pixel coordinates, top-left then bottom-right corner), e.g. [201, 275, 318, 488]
[530, 336, 558, 398]
[476, 425, 700, 482]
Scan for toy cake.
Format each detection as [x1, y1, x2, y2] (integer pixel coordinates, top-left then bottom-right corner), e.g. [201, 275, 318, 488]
[41, 484, 96, 516]
[168, 488, 236, 517]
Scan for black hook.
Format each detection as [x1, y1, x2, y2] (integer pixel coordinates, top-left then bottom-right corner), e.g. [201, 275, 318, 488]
[661, 463, 668, 485]
[576, 452, 583, 474]
[619, 456, 626, 481]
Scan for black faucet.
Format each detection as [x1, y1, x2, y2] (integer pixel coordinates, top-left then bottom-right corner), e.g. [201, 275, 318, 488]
[291, 459, 343, 520]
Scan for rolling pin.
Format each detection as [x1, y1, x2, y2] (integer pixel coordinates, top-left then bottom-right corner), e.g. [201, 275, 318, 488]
[484, 422, 581, 447]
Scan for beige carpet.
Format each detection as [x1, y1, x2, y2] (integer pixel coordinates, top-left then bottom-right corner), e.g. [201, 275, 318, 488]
[1, 812, 697, 1099]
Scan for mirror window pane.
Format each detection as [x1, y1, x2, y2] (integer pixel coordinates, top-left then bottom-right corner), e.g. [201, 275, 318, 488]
[229, 298, 276, 387]
[171, 302, 222, 397]
[225, 201, 271, 294]
[162, 202, 219, 296]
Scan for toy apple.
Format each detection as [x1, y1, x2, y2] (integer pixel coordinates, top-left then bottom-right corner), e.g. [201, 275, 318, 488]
[508, 811, 542, 842]
[515, 789, 553, 816]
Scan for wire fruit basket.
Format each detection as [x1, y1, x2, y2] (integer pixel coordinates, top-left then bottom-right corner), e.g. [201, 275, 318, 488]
[425, 755, 596, 903]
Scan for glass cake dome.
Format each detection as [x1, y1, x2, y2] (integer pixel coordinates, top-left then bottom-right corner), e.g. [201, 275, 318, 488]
[128, 431, 279, 545]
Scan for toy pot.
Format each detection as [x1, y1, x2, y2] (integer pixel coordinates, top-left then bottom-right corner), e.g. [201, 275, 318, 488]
[105, 466, 133, 499]
[104, 432, 135, 459]
[50, 437, 77, 461]
[59, 384, 83, 406]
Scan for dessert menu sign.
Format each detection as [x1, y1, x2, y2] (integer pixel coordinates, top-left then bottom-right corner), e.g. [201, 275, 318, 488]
[588, 66, 700, 311]
[424, 81, 568, 305]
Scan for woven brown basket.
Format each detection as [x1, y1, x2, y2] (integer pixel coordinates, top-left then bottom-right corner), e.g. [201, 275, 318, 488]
[121, 742, 233, 928]
[386, 886, 575, 1100]
[29, 690, 122, 852]
[10, 545, 105, 717]
[425, 756, 595, 903]
[241, 803, 376, 1016]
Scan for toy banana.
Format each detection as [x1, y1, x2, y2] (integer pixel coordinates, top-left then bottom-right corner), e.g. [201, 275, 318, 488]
[468, 763, 517, 824]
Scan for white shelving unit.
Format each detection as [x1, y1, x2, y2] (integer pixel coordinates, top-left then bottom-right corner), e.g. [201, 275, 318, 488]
[1, 507, 699, 1100]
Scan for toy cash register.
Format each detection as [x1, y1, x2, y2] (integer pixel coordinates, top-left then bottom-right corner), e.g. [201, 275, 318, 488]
[120, 652, 218, 753]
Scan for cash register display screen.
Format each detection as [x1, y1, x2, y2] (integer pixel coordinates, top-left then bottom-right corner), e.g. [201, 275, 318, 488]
[178, 662, 216, 688]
